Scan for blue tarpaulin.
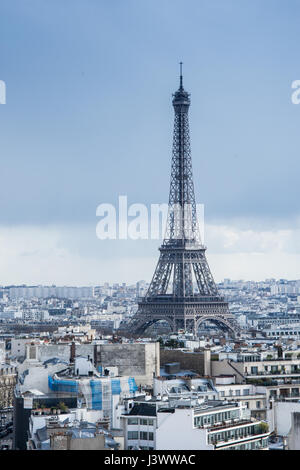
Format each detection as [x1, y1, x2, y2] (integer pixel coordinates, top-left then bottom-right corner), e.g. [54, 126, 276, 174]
[128, 377, 138, 393]
[90, 380, 102, 410]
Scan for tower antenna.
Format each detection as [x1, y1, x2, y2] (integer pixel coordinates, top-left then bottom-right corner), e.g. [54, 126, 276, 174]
[180, 61, 183, 89]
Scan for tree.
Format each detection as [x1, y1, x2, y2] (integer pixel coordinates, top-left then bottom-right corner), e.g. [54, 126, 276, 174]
[258, 422, 269, 434]
[58, 402, 68, 412]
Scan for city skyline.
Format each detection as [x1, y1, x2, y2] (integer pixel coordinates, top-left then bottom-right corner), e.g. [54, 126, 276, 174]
[1, 0, 300, 284]
[2, 1, 300, 455]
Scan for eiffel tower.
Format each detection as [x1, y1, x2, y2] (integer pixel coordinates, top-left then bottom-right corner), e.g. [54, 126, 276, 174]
[127, 65, 239, 337]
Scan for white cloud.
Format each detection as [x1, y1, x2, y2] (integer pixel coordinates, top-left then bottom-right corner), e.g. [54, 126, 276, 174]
[205, 223, 300, 254]
[0, 225, 157, 285]
[208, 252, 300, 282]
[0, 221, 300, 285]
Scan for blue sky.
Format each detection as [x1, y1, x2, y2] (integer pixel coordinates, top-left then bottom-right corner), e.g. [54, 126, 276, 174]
[1, 0, 300, 285]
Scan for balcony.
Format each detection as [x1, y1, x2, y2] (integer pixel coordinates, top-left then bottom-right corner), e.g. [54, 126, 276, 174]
[214, 435, 269, 450]
[275, 396, 300, 402]
[207, 419, 254, 432]
[237, 357, 300, 363]
[245, 370, 300, 378]
[208, 424, 270, 448]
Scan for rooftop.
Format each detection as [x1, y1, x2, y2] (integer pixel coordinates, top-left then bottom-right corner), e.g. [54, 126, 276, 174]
[128, 403, 157, 417]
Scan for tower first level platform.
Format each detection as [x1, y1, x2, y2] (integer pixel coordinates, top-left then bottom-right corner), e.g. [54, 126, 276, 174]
[133, 296, 238, 336]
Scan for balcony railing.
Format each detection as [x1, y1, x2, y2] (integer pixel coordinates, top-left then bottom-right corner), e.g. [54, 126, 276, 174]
[275, 397, 300, 402]
[209, 430, 269, 446]
[236, 357, 300, 363]
[207, 419, 254, 432]
[245, 370, 300, 377]
[213, 434, 269, 449]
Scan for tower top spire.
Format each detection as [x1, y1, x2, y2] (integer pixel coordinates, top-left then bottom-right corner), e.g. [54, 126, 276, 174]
[173, 61, 190, 110]
[179, 61, 183, 89]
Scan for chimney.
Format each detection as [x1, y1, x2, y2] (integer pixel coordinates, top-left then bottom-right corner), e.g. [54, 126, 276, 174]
[70, 342, 76, 363]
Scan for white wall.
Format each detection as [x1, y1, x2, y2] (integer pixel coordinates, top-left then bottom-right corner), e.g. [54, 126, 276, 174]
[0, 341, 5, 362]
[268, 401, 300, 436]
[11, 338, 29, 358]
[19, 363, 68, 394]
[288, 412, 300, 450]
[156, 409, 213, 450]
[74, 357, 94, 376]
[216, 384, 256, 397]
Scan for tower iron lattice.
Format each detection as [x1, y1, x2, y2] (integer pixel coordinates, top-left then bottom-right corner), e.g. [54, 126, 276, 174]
[126, 66, 240, 336]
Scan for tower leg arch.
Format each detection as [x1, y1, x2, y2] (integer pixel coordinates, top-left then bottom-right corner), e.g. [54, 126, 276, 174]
[195, 315, 238, 337]
[129, 315, 176, 335]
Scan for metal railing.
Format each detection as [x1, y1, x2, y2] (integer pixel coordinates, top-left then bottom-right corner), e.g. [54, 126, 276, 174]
[207, 419, 254, 432]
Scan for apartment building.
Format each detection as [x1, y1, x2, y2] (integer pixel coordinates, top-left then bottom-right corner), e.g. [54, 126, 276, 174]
[121, 398, 270, 450]
[212, 351, 300, 385]
[0, 362, 17, 409]
[215, 381, 267, 420]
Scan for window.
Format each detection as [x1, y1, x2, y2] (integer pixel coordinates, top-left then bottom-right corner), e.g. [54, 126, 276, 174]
[243, 389, 250, 396]
[148, 432, 154, 441]
[256, 401, 261, 409]
[235, 390, 241, 396]
[148, 419, 154, 426]
[140, 419, 148, 426]
[140, 432, 148, 440]
[128, 431, 138, 440]
[29, 346, 36, 359]
[128, 418, 138, 425]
